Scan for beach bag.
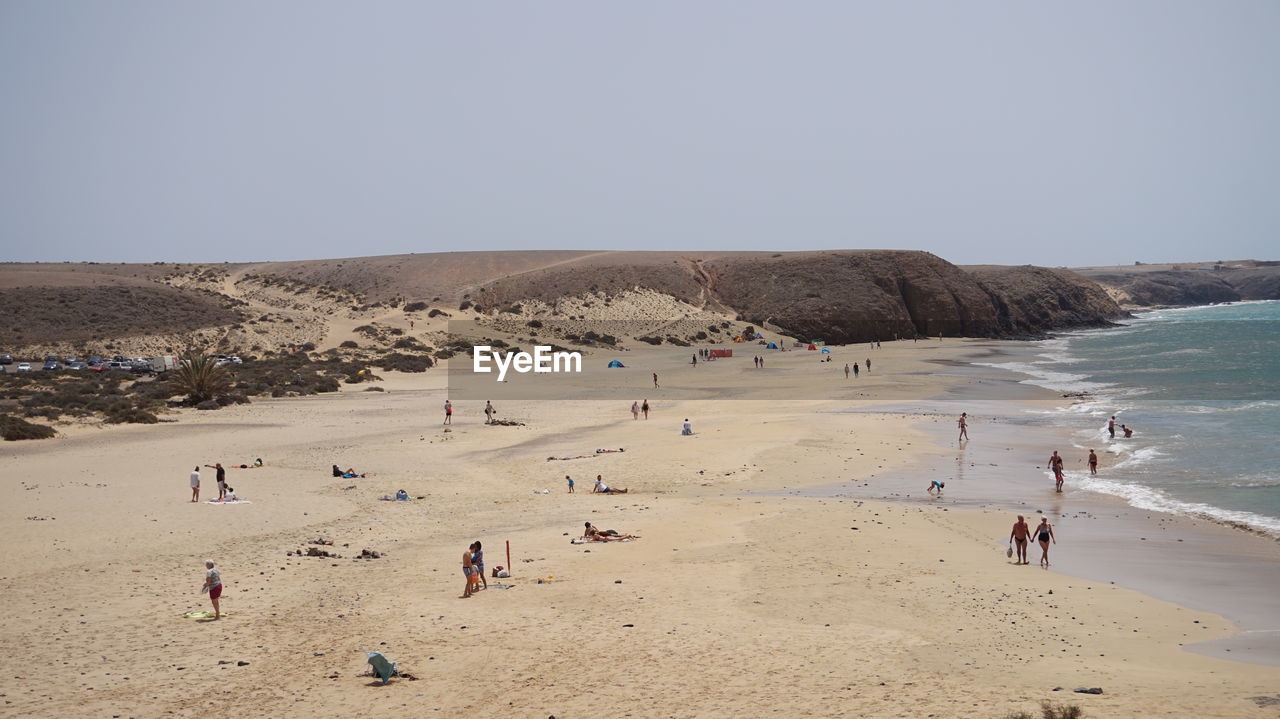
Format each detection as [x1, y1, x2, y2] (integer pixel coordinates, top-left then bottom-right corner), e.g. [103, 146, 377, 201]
[1006, 545, 1014, 559]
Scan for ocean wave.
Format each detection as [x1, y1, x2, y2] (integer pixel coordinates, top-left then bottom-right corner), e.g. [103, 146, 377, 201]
[1109, 445, 1164, 469]
[1168, 400, 1280, 415]
[1078, 476, 1280, 538]
[971, 361, 1115, 394]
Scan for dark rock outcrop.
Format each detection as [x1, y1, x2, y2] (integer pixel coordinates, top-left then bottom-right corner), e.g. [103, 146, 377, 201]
[1075, 263, 1280, 308]
[968, 266, 1127, 336]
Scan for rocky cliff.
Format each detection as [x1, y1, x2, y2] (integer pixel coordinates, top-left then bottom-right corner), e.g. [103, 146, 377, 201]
[1075, 262, 1280, 308]
[476, 251, 1124, 343]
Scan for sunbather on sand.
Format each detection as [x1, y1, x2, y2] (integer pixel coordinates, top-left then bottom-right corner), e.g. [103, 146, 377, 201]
[582, 522, 637, 541]
[591, 475, 628, 493]
[595, 448, 625, 454]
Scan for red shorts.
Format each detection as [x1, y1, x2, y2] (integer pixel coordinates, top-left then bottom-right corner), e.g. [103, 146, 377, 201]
[209, 583, 223, 599]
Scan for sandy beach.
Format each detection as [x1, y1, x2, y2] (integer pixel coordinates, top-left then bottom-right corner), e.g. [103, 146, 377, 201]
[3, 339, 1279, 718]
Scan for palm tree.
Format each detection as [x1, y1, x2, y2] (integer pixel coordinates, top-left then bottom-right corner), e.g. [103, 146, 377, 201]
[172, 352, 232, 404]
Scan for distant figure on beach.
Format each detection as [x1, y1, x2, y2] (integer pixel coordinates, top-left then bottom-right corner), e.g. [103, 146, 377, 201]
[189, 466, 201, 502]
[201, 559, 223, 619]
[1108, 416, 1117, 439]
[254, 458, 263, 467]
[205, 463, 227, 501]
[691, 354, 697, 366]
[642, 399, 650, 419]
[444, 400, 452, 425]
[853, 363, 859, 377]
[926, 479, 945, 496]
[461, 545, 476, 598]
[332, 464, 343, 478]
[566, 475, 575, 493]
[472, 541, 487, 590]
[1034, 517, 1056, 567]
[395, 489, 409, 501]
[653, 373, 659, 389]
[1121, 424, 1134, 438]
[1047, 451, 1065, 493]
[759, 356, 764, 368]
[631, 401, 639, 420]
[583, 522, 637, 541]
[682, 419, 693, 436]
[865, 358, 871, 372]
[1009, 515, 1030, 565]
[844, 363, 850, 379]
[484, 400, 495, 424]
[1088, 450, 1098, 475]
[592, 475, 628, 494]
[958, 412, 969, 441]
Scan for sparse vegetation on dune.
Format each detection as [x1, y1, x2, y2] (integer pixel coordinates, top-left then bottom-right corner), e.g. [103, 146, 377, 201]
[0, 413, 57, 440]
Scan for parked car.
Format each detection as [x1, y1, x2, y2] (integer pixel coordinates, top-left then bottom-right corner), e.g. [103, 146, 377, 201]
[87, 364, 110, 372]
[65, 355, 78, 363]
[17, 362, 32, 372]
[43, 361, 61, 371]
[88, 356, 103, 365]
[106, 361, 131, 372]
[68, 361, 87, 370]
[0, 354, 13, 365]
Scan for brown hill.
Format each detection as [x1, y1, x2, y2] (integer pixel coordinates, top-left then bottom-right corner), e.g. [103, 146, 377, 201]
[1073, 261, 1280, 308]
[0, 251, 1129, 356]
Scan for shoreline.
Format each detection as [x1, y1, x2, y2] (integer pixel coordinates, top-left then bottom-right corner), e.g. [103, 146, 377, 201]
[764, 341, 1280, 666]
[4, 338, 1280, 717]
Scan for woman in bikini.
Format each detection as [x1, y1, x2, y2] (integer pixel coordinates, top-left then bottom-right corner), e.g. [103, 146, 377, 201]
[1035, 517, 1056, 568]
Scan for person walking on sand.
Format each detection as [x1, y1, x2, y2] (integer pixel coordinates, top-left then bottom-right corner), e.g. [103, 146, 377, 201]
[1047, 451, 1065, 493]
[204, 463, 227, 501]
[631, 401, 639, 420]
[201, 560, 223, 619]
[1108, 416, 1116, 439]
[1088, 449, 1098, 475]
[852, 362, 858, 377]
[691, 353, 697, 367]
[653, 373, 659, 389]
[1009, 515, 1031, 565]
[484, 400, 495, 425]
[461, 545, 476, 598]
[472, 541, 487, 590]
[958, 412, 969, 441]
[1034, 517, 1056, 567]
[190, 466, 201, 502]
[844, 363, 850, 379]
[566, 475, 575, 493]
[444, 399, 452, 425]
[641, 399, 650, 420]
[865, 358, 871, 373]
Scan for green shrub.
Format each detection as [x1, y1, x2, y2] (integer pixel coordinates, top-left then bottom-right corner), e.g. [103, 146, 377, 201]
[637, 336, 663, 345]
[375, 353, 433, 373]
[0, 414, 56, 440]
[403, 301, 429, 312]
[339, 340, 359, 348]
[106, 408, 159, 424]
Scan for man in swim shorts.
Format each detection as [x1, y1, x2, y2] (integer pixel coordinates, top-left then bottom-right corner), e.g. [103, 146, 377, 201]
[1108, 416, 1116, 439]
[461, 545, 476, 598]
[201, 559, 223, 619]
[958, 412, 969, 441]
[444, 400, 452, 425]
[1009, 515, 1030, 565]
[1047, 451, 1064, 492]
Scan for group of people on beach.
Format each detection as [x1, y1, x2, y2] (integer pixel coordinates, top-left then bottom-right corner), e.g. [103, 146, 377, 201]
[461, 541, 487, 598]
[441, 399, 498, 425]
[630, 399, 651, 419]
[190, 461, 258, 502]
[1009, 515, 1056, 567]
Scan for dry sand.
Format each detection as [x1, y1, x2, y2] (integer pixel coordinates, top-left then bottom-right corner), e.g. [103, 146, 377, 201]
[2, 340, 1279, 718]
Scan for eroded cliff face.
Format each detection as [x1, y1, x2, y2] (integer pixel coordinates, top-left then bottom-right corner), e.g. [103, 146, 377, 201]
[476, 250, 1125, 342]
[1074, 264, 1280, 308]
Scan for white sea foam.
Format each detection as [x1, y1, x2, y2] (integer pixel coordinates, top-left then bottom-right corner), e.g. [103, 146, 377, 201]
[972, 361, 1114, 394]
[1078, 476, 1280, 538]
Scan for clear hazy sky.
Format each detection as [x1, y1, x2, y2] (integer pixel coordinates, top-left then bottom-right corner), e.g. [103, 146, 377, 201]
[2, 1, 1277, 266]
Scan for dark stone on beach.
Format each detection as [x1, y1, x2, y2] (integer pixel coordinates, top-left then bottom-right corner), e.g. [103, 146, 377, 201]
[1047, 590, 1053, 595]
[237, 661, 249, 667]
[1074, 687, 1103, 694]
[1052, 687, 1063, 691]
[218, 660, 231, 665]
[622, 624, 634, 627]
[615, 580, 622, 583]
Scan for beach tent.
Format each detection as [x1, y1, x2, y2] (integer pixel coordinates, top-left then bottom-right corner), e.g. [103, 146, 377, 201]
[821, 347, 831, 354]
[754, 333, 764, 339]
[807, 344, 817, 350]
[766, 342, 778, 349]
[709, 349, 733, 358]
[607, 359, 625, 368]
[732, 336, 744, 343]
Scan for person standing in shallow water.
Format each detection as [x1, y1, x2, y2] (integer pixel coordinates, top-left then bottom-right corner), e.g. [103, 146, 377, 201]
[1088, 449, 1098, 475]
[1108, 416, 1116, 439]
[958, 412, 969, 441]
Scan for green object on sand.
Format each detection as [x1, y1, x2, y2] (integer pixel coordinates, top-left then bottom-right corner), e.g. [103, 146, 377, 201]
[367, 651, 397, 684]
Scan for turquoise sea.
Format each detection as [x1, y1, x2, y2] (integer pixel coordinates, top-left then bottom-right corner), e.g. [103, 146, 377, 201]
[980, 300, 1280, 537]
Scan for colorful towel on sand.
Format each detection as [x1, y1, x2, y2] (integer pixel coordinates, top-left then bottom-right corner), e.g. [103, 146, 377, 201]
[182, 611, 226, 619]
[205, 498, 251, 505]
